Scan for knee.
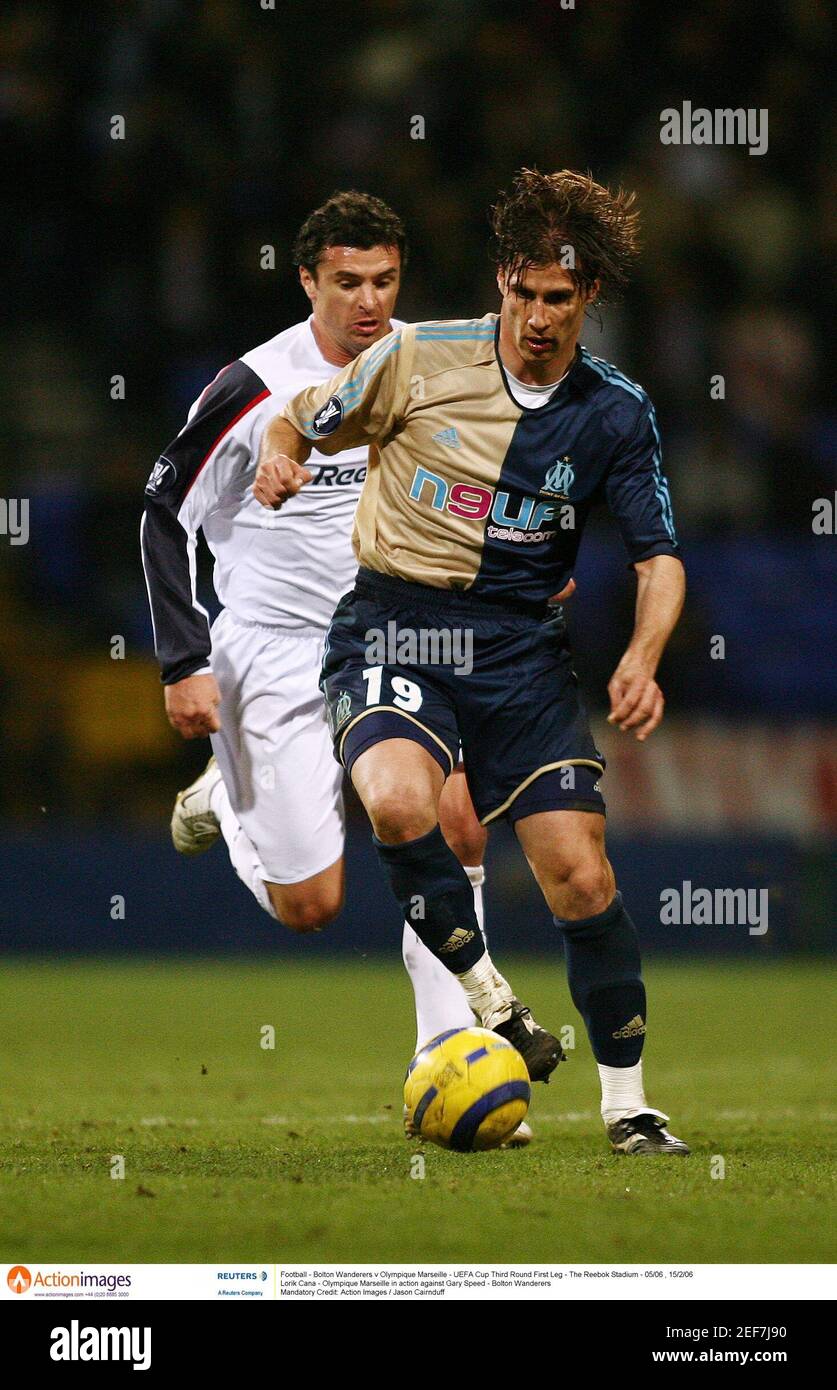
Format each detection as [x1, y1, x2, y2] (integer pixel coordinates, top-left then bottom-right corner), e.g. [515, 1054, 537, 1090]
[367, 783, 437, 844]
[552, 855, 615, 920]
[267, 885, 343, 934]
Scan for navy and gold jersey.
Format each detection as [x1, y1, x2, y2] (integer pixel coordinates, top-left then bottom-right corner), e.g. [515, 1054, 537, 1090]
[282, 314, 679, 609]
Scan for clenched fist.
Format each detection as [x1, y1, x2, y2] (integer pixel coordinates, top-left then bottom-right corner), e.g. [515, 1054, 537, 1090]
[164, 673, 221, 739]
[253, 452, 313, 510]
[607, 657, 665, 741]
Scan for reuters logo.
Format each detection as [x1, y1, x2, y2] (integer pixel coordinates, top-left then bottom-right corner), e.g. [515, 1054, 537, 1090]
[7, 1266, 31, 1294]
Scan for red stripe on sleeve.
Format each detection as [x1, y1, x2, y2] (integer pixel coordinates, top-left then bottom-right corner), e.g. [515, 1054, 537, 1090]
[183, 388, 271, 498]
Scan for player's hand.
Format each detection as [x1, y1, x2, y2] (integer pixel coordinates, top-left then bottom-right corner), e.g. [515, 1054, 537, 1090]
[253, 452, 312, 510]
[607, 657, 664, 741]
[549, 578, 576, 603]
[164, 673, 221, 739]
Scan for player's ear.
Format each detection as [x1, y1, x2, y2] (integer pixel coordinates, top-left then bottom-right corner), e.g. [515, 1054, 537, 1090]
[586, 277, 601, 304]
[496, 269, 508, 297]
[299, 265, 317, 304]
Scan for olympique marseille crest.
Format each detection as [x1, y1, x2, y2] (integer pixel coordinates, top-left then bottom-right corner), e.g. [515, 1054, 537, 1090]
[333, 691, 352, 730]
[542, 456, 574, 498]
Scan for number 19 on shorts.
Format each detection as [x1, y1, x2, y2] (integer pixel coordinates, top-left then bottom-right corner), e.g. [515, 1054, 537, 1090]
[362, 666, 423, 712]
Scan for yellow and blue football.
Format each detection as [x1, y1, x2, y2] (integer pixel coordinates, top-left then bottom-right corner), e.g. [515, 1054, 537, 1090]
[404, 1026, 530, 1152]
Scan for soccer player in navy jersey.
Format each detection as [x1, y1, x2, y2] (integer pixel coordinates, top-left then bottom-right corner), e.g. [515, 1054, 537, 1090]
[254, 170, 689, 1155]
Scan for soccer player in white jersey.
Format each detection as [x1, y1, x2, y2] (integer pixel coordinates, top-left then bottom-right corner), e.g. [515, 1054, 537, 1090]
[140, 192, 531, 1134]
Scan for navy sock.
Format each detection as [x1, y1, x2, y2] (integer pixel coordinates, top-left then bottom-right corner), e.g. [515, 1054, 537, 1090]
[373, 825, 486, 973]
[554, 892, 647, 1066]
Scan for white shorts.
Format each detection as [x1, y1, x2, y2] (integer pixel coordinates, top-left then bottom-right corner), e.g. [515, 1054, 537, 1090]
[209, 608, 345, 884]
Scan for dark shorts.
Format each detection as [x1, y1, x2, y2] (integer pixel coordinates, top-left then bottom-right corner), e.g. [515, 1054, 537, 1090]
[321, 569, 606, 826]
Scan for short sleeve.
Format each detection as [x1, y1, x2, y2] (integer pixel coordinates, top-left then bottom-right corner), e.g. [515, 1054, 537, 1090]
[282, 326, 412, 456]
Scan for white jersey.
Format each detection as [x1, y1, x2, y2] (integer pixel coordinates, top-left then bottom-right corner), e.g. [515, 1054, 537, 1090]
[141, 316, 402, 683]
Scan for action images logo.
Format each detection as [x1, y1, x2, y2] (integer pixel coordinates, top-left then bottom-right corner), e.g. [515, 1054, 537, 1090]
[7, 1266, 31, 1294]
[7, 1265, 133, 1295]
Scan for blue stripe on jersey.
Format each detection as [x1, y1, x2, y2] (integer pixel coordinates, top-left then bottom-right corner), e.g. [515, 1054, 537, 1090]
[416, 323, 495, 329]
[301, 332, 402, 429]
[583, 349, 676, 543]
[340, 331, 402, 391]
[415, 320, 495, 335]
[415, 330, 496, 340]
[336, 333, 401, 405]
[581, 349, 645, 402]
[647, 403, 677, 542]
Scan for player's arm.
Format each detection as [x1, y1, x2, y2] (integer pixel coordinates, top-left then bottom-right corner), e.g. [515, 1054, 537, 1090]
[141, 361, 269, 738]
[254, 326, 411, 510]
[607, 554, 685, 739]
[253, 416, 314, 511]
[604, 398, 684, 741]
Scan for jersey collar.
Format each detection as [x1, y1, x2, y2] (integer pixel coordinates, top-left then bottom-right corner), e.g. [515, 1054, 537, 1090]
[492, 318, 593, 413]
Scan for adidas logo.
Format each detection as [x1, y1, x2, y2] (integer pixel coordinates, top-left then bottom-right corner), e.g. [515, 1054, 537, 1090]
[438, 927, 475, 954]
[612, 1014, 647, 1039]
[432, 426, 460, 449]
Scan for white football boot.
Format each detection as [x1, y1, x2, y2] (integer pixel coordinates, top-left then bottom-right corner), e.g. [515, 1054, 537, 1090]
[171, 755, 222, 856]
[500, 1119, 533, 1148]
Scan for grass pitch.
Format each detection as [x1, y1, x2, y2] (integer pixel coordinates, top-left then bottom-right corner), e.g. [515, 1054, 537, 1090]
[0, 956, 834, 1264]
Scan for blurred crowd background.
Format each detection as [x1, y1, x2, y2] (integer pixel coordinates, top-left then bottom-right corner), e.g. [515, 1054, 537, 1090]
[1, 0, 834, 950]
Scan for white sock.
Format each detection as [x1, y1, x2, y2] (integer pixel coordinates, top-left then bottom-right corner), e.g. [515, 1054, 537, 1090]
[598, 1060, 667, 1124]
[210, 776, 277, 920]
[463, 864, 486, 939]
[403, 864, 488, 1050]
[455, 953, 515, 1030]
[402, 925, 474, 1051]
